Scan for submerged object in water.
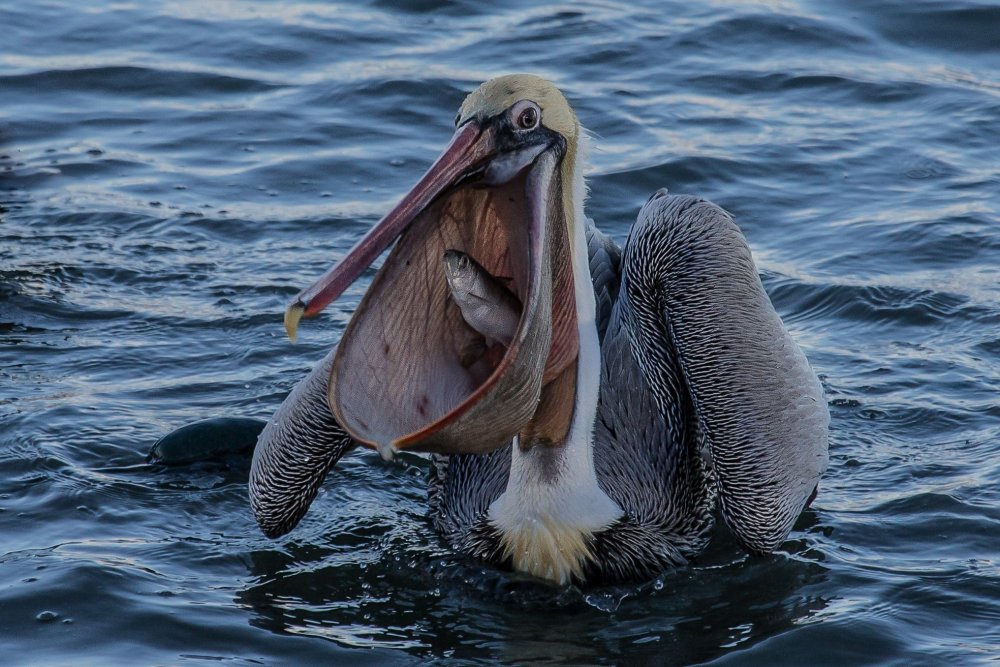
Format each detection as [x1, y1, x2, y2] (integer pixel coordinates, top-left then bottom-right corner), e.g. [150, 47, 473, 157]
[148, 417, 266, 465]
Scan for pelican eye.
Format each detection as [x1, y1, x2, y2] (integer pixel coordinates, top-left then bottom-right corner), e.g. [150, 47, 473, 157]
[510, 101, 540, 131]
[518, 107, 537, 129]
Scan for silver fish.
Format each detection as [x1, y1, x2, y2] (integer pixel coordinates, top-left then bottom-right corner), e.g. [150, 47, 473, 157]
[442, 250, 522, 346]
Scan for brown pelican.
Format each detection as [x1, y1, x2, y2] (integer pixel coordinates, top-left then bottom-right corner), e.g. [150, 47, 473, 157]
[249, 75, 829, 586]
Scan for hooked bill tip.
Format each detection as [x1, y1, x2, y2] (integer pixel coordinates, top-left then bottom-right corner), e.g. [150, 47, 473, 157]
[377, 440, 396, 462]
[284, 302, 305, 344]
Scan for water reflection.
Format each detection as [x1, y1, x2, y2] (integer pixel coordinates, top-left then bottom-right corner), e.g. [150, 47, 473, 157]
[235, 508, 831, 664]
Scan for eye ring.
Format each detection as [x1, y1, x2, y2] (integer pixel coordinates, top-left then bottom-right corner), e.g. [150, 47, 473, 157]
[510, 101, 541, 131]
[518, 106, 537, 129]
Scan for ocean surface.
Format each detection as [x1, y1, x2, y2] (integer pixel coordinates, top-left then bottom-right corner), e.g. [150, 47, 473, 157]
[2, 0, 999, 664]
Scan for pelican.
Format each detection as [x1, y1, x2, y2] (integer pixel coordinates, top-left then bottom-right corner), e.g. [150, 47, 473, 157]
[249, 75, 829, 586]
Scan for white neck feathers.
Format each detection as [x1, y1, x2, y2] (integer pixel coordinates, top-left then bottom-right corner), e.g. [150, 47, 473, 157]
[487, 131, 622, 585]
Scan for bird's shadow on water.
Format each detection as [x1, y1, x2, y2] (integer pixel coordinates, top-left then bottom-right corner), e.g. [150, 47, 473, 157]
[232, 498, 834, 665]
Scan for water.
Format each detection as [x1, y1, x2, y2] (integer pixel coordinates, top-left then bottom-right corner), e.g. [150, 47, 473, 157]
[2, 0, 999, 664]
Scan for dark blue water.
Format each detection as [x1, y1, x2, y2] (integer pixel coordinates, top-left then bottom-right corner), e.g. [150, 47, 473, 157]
[3, 1, 999, 664]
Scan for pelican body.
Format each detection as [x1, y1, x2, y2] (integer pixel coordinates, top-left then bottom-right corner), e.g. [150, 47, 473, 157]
[250, 75, 829, 586]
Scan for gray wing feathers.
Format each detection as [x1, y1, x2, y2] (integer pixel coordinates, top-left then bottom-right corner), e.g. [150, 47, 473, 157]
[592, 213, 717, 567]
[585, 219, 621, 343]
[249, 349, 356, 538]
[630, 195, 829, 554]
[594, 302, 715, 559]
[428, 447, 510, 549]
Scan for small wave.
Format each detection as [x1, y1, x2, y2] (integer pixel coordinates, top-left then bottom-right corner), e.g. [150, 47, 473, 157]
[854, 1, 1000, 55]
[676, 12, 872, 54]
[1, 66, 281, 97]
[768, 277, 995, 328]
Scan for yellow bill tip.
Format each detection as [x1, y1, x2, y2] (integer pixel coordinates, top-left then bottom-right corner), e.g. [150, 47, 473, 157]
[284, 303, 305, 344]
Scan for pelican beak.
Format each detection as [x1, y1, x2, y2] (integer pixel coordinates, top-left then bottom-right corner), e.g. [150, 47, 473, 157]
[286, 116, 578, 456]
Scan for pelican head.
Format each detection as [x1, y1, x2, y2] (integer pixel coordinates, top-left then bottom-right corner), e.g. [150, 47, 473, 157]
[287, 75, 591, 457]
